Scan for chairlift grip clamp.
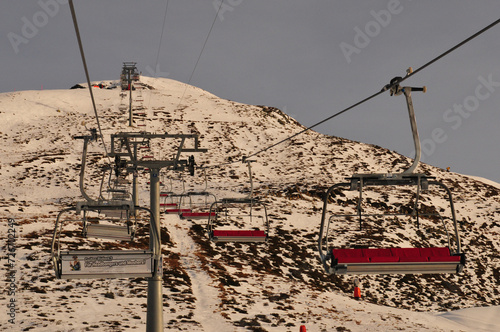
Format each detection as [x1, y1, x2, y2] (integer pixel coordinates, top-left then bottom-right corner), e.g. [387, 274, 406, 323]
[382, 67, 427, 96]
[241, 156, 256, 164]
[73, 128, 100, 141]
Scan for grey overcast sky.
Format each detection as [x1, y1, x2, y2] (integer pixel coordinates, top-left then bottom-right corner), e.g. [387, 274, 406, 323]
[2, 1, 500, 182]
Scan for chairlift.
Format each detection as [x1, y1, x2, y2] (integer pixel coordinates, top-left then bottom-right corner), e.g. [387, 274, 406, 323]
[51, 203, 162, 279]
[108, 168, 132, 202]
[75, 129, 133, 205]
[80, 201, 136, 241]
[74, 130, 138, 240]
[160, 175, 192, 214]
[180, 168, 217, 220]
[318, 69, 465, 275]
[99, 159, 131, 204]
[207, 160, 269, 242]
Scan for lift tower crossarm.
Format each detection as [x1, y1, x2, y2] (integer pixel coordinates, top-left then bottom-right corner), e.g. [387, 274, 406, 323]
[111, 132, 207, 151]
[108, 132, 207, 171]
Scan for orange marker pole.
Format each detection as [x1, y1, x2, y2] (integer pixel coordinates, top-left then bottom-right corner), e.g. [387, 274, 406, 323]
[353, 277, 361, 300]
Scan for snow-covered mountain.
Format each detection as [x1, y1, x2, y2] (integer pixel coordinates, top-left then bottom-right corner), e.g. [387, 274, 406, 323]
[0, 77, 499, 331]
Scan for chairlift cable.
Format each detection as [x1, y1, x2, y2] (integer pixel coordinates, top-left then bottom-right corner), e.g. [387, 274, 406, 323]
[398, 17, 500, 85]
[246, 90, 386, 159]
[199, 87, 386, 172]
[146, 0, 171, 119]
[150, 0, 171, 162]
[68, 0, 109, 159]
[154, 0, 171, 78]
[227, 17, 500, 164]
[175, 0, 225, 113]
[152, 0, 171, 81]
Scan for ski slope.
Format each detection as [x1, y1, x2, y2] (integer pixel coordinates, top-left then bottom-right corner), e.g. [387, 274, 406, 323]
[0, 77, 499, 331]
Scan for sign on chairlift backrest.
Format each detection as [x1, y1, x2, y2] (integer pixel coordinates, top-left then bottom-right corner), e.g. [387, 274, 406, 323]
[60, 250, 154, 278]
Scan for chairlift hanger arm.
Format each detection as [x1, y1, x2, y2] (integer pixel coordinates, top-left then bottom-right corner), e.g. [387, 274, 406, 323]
[51, 207, 77, 278]
[51, 208, 77, 255]
[187, 155, 196, 176]
[121, 138, 137, 163]
[174, 137, 186, 170]
[180, 136, 207, 153]
[76, 132, 99, 203]
[109, 135, 134, 159]
[382, 68, 427, 174]
[318, 182, 350, 272]
[246, 160, 254, 199]
[99, 166, 111, 201]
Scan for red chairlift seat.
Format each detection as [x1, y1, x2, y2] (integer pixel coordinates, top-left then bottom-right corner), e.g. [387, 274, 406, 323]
[319, 73, 465, 276]
[318, 173, 465, 275]
[207, 198, 269, 243]
[178, 190, 217, 220]
[180, 211, 216, 220]
[210, 229, 267, 242]
[330, 247, 464, 275]
[207, 160, 269, 243]
[160, 203, 178, 207]
[161, 190, 189, 212]
[164, 208, 191, 214]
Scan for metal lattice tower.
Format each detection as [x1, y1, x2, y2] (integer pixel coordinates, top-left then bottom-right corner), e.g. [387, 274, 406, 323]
[121, 62, 140, 126]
